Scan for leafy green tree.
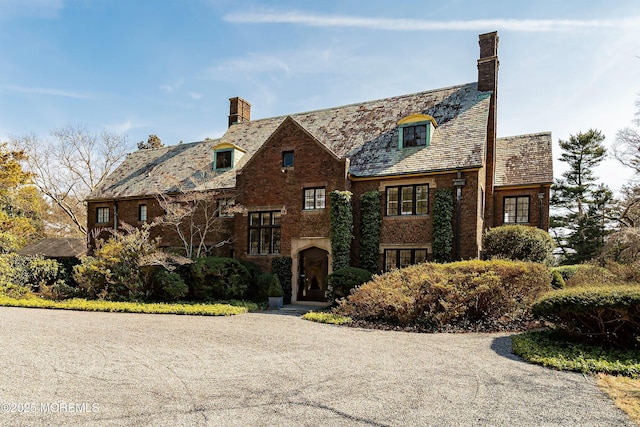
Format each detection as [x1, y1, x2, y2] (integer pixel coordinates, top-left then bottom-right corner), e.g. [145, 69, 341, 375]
[551, 129, 613, 264]
[0, 143, 44, 252]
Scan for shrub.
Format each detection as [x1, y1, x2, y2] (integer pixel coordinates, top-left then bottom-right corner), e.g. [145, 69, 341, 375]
[27, 257, 61, 291]
[0, 253, 65, 294]
[151, 269, 188, 301]
[482, 225, 555, 265]
[302, 311, 352, 325]
[189, 257, 250, 300]
[73, 223, 190, 301]
[550, 270, 565, 289]
[552, 265, 581, 283]
[532, 285, 640, 349]
[327, 267, 373, 302]
[267, 274, 284, 297]
[336, 259, 551, 327]
[359, 191, 382, 272]
[565, 264, 616, 287]
[272, 257, 292, 303]
[40, 279, 77, 301]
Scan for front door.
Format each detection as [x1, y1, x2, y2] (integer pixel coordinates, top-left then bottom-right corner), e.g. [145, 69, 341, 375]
[298, 247, 328, 301]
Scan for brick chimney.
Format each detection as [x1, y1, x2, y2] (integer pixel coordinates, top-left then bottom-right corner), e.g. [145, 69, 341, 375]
[477, 31, 499, 93]
[477, 31, 499, 230]
[228, 97, 251, 127]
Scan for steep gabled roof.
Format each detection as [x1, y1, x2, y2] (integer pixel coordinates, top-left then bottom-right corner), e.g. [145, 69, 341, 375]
[90, 82, 492, 199]
[495, 132, 553, 187]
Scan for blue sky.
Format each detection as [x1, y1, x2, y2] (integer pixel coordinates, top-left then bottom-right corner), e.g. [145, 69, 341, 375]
[1, 0, 639, 190]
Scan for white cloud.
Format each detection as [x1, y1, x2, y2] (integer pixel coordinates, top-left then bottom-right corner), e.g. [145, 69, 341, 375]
[188, 92, 202, 100]
[159, 78, 185, 94]
[105, 119, 143, 135]
[0, 84, 90, 99]
[225, 11, 640, 32]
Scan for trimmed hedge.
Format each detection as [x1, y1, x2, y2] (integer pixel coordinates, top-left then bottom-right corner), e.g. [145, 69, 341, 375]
[336, 259, 551, 327]
[532, 285, 640, 349]
[483, 225, 554, 265]
[327, 267, 373, 302]
[0, 295, 253, 316]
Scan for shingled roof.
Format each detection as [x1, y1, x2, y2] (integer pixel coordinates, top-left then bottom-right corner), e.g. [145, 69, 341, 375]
[495, 132, 554, 187]
[90, 82, 495, 200]
[18, 238, 86, 258]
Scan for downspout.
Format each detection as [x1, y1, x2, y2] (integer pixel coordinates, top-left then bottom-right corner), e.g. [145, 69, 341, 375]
[113, 200, 119, 231]
[538, 190, 545, 229]
[453, 171, 466, 260]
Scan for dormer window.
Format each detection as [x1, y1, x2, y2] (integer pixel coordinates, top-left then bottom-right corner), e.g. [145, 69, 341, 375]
[397, 114, 437, 149]
[212, 142, 246, 171]
[215, 149, 233, 170]
[402, 124, 427, 147]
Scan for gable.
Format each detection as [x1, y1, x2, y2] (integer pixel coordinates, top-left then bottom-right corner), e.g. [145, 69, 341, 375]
[495, 132, 553, 187]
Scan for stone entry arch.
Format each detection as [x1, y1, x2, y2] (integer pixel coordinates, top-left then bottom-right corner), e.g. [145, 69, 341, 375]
[298, 247, 329, 301]
[290, 237, 332, 302]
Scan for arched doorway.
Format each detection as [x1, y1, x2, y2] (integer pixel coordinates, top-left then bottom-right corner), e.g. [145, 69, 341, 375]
[298, 247, 329, 301]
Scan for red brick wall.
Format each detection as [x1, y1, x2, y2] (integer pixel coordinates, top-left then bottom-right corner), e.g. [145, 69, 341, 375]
[234, 117, 349, 270]
[493, 186, 551, 230]
[87, 195, 235, 257]
[350, 169, 484, 269]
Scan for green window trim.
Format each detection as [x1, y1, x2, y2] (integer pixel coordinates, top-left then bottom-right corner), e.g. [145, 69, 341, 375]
[398, 121, 433, 149]
[214, 149, 234, 171]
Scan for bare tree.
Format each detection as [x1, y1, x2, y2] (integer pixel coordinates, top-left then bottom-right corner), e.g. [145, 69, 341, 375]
[11, 125, 129, 236]
[613, 98, 640, 174]
[155, 189, 243, 259]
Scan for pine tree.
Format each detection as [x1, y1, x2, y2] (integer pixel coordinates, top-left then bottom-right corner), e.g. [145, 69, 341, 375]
[551, 129, 612, 264]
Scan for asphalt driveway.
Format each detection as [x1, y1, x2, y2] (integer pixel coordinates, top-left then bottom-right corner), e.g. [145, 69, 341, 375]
[0, 307, 633, 426]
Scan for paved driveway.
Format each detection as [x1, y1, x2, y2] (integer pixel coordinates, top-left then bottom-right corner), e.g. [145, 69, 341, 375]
[0, 307, 633, 426]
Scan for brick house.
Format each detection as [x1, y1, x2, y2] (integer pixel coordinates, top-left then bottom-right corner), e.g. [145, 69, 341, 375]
[87, 32, 553, 302]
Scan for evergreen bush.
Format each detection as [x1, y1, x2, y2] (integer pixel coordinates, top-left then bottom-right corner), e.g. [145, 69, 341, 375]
[483, 225, 555, 265]
[432, 189, 454, 263]
[188, 257, 250, 300]
[532, 285, 640, 349]
[359, 191, 382, 272]
[272, 257, 292, 303]
[329, 190, 353, 271]
[327, 267, 373, 302]
[336, 259, 551, 327]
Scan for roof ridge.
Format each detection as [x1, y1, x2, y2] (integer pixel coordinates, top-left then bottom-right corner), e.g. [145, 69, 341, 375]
[497, 131, 552, 140]
[230, 82, 478, 125]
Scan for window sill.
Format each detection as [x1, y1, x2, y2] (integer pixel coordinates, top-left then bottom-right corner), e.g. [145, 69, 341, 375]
[384, 215, 430, 220]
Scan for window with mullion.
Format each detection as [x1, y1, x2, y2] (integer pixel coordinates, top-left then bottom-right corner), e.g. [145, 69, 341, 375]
[384, 248, 428, 271]
[96, 207, 109, 224]
[248, 211, 281, 254]
[304, 187, 326, 210]
[386, 184, 429, 216]
[503, 196, 530, 224]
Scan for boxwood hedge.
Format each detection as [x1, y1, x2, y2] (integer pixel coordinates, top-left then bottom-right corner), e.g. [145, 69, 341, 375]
[532, 285, 640, 349]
